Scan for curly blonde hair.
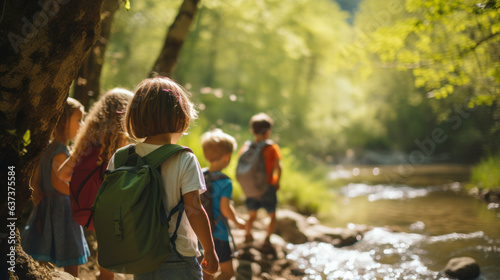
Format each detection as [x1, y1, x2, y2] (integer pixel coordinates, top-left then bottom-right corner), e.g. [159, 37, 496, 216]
[72, 88, 133, 165]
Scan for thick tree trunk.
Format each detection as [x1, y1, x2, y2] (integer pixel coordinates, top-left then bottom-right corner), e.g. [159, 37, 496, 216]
[0, 0, 104, 279]
[151, 0, 200, 77]
[72, 0, 122, 108]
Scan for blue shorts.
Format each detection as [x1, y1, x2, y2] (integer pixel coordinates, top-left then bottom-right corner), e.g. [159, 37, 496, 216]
[245, 187, 277, 213]
[134, 253, 202, 280]
[214, 238, 232, 263]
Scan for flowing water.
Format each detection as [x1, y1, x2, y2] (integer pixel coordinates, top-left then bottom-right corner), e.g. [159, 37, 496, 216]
[287, 177, 500, 279]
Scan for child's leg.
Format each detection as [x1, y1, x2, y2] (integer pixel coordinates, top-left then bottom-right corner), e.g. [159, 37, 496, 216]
[216, 260, 234, 280]
[98, 265, 114, 280]
[203, 270, 214, 280]
[97, 251, 114, 279]
[266, 212, 276, 241]
[64, 265, 78, 277]
[262, 187, 278, 243]
[245, 211, 258, 240]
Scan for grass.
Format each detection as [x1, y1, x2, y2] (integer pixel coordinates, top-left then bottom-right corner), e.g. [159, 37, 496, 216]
[470, 153, 500, 190]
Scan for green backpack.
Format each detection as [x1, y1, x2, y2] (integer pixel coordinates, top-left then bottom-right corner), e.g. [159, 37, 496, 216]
[89, 144, 189, 274]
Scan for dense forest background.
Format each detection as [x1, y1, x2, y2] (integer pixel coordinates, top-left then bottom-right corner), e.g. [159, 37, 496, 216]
[62, 0, 500, 213]
[2, 1, 498, 278]
[89, 0, 499, 168]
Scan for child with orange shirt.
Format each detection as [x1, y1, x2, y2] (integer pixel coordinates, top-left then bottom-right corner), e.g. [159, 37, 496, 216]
[237, 113, 282, 248]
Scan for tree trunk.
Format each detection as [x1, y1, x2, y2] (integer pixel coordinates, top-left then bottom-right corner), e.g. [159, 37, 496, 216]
[0, 0, 104, 279]
[72, 0, 122, 108]
[150, 0, 200, 77]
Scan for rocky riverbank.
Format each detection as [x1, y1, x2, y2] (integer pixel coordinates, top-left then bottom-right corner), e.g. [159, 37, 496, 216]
[47, 207, 369, 279]
[230, 208, 371, 280]
[47, 206, 485, 279]
[468, 186, 500, 209]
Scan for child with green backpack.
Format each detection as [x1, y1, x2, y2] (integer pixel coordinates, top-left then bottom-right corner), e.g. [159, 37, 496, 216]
[93, 77, 218, 279]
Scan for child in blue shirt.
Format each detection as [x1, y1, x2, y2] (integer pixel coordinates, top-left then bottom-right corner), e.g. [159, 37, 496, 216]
[201, 129, 246, 280]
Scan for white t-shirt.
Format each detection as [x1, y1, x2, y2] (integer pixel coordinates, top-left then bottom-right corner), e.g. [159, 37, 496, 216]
[107, 143, 206, 257]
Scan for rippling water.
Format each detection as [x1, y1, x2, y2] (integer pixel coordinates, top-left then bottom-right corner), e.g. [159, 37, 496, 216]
[287, 183, 500, 279]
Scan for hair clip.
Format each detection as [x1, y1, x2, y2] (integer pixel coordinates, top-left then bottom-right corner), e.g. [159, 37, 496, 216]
[162, 88, 183, 105]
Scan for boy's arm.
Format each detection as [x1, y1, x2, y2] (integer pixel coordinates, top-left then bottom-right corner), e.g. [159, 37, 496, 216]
[183, 190, 219, 275]
[272, 157, 282, 190]
[220, 197, 246, 229]
[51, 153, 70, 195]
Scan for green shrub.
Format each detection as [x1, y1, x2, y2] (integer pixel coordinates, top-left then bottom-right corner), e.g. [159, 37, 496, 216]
[274, 148, 335, 215]
[471, 154, 500, 189]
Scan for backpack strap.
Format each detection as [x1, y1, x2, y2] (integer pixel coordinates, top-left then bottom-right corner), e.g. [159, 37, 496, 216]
[166, 197, 184, 256]
[113, 145, 134, 168]
[255, 139, 273, 150]
[73, 164, 102, 209]
[144, 144, 191, 256]
[144, 144, 187, 169]
[203, 171, 238, 256]
[204, 169, 230, 182]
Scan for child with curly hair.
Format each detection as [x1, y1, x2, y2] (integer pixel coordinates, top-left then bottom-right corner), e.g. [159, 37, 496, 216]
[57, 88, 133, 280]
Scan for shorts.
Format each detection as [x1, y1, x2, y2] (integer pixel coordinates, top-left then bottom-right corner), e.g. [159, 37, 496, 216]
[245, 186, 277, 213]
[134, 253, 202, 280]
[214, 238, 232, 263]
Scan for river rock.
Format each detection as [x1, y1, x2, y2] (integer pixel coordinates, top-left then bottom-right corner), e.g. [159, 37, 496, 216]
[305, 224, 362, 247]
[51, 271, 77, 280]
[275, 209, 308, 244]
[483, 189, 500, 202]
[235, 259, 262, 280]
[443, 257, 480, 280]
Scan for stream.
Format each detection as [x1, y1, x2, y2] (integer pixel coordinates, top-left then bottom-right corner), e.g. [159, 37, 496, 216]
[287, 181, 500, 279]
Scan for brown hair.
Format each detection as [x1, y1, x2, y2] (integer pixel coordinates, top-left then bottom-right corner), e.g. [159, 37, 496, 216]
[54, 97, 84, 142]
[250, 112, 273, 135]
[201, 129, 237, 162]
[125, 77, 198, 139]
[72, 88, 133, 165]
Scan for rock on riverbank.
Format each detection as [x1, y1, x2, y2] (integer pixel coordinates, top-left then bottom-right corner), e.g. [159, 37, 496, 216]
[229, 207, 370, 279]
[44, 207, 366, 279]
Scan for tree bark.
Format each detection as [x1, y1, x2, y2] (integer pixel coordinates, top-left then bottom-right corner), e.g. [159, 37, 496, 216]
[72, 0, 122, 108]
[0, 0, 104, 278]
[150, 0, 200, 77]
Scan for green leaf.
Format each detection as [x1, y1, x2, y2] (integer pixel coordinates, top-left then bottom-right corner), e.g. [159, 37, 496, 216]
[23, 129, 31, 146]
[7, 129, 16, 136]
[492, 22, 500, 35]
[124, 0, 131, 11]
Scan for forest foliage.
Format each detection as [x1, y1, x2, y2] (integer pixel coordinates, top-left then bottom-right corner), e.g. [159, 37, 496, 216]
[88, 0, 500, 206]
[98, 0, 499, 167]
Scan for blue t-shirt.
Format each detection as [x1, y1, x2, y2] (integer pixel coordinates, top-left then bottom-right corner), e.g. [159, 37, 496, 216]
[209, 171, 233, 241]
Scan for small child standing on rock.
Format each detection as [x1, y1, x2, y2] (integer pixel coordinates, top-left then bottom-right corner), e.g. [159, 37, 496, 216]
[201, 129, 246, 280]
[236, 113, 282, 250]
